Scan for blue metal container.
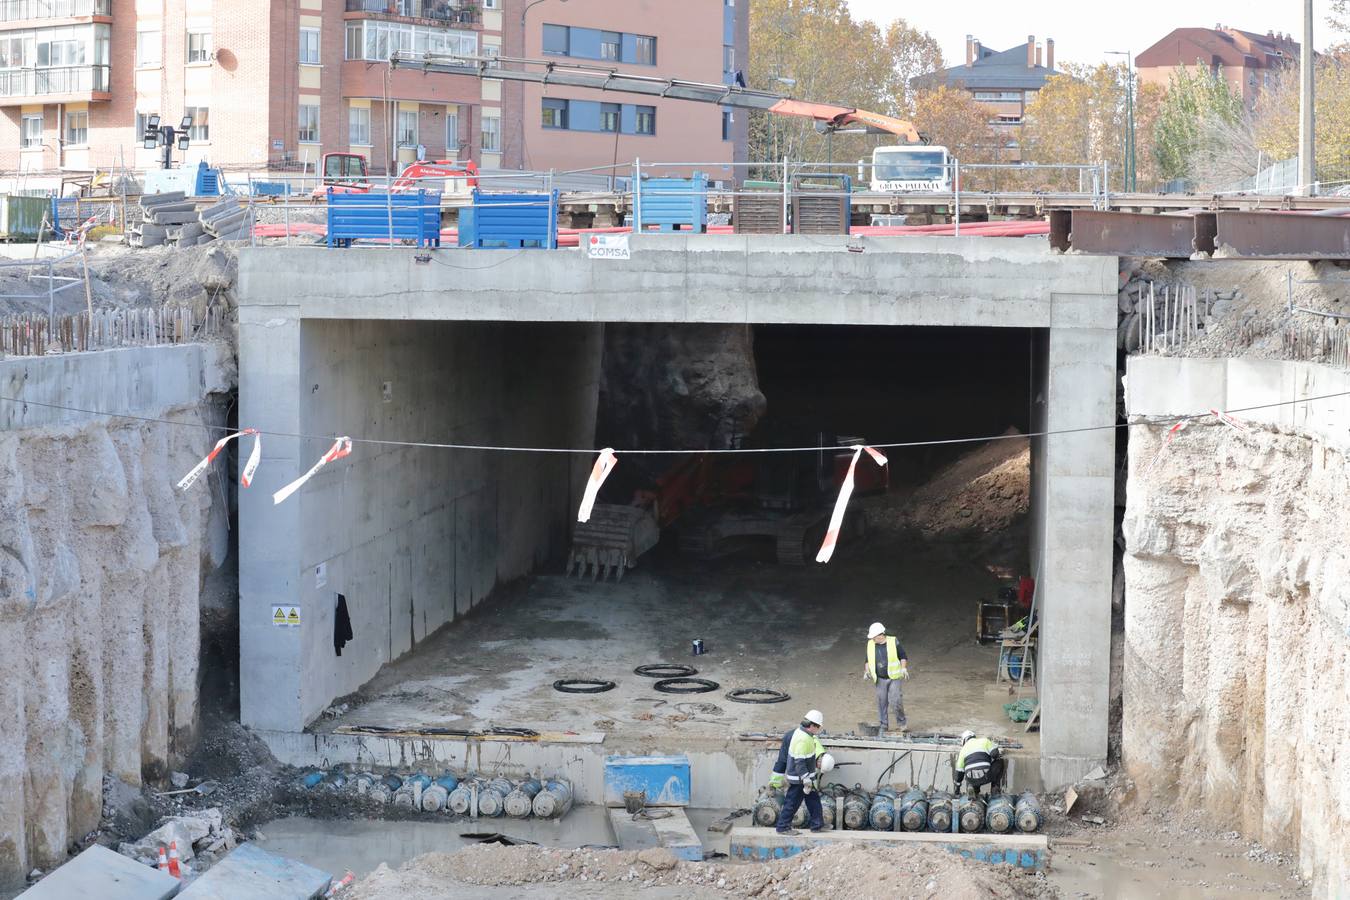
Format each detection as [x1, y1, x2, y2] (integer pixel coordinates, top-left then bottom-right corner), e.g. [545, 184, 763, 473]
[533, 779, 573, 819]
[604, 755, 690, 807]
[926, 791, 954, 832]
[868, 788, 897, 831]
[504, 779, 543, 818]
[986, 794, 1015, 833]
[434, 774, 460, 792]
[899, 788, 929, 831]
[691, 639, 705, 656]
[958, 796, 987, 832]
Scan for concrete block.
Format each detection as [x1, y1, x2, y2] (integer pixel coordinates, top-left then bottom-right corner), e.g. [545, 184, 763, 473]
[17, 844, 181, 900]
[175, 843, 331, 899]
[607, 808, 660, 851]
[651, 808, 704, 861]
[727, 826, 1049, 872]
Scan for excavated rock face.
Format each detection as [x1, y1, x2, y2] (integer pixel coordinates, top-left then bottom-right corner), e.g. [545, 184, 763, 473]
[1122, 420, 1350, 896]
[597, 324, 766, 457]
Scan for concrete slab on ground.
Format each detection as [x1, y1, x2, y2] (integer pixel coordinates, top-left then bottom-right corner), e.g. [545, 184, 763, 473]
[175, 843, 332, 900]
[607, 808, 660, 852]
[650, 809, 704, 861]
[17, 845, 182, 900]
[728, 826, 1049, 871]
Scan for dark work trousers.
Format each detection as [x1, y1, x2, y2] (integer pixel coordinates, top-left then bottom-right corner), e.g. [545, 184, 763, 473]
[874, 677, 906, 728]
[963, 758, 1006, 796]
[774, 782, 823, 832]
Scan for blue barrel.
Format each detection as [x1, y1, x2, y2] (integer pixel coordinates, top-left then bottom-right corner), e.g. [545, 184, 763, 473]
[505, 779, 543, 818]
[926, 791, 953, 832]
[477, 777, 514, 817]
[381, 774, 404, 792]
[1007, 652, 1024, 680]
[986, 794, 1015, 833]
[899, 788, 929, 831]
[324, 770, 348, 790]
[533, 779, 573, 819]
[1015, 791, 1043, 833]
[958, 796, 986, 833]
[868, 788, 897, 831]
[448, 779, 478, 815]
[842, 789, 871, 830]
[300, 770, 324, 789]
[434, 774, 460, 792]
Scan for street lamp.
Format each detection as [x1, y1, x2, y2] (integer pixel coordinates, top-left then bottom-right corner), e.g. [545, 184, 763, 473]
[142, 113, 192, 170]
[520, 0, 567, 27]
[1106, 50, 1136, 192]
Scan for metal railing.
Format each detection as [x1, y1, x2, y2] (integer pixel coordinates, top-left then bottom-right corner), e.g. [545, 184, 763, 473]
[0, 64, 110, 97]
[346, 0, 481, 24]
[0, 0, 108, 20]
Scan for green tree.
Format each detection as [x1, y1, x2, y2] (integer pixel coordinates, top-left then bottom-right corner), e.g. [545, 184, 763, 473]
[1022, 63, 1146, 190]
[1150, 64, 1244, 183]
[1253, 50, 1350, 185]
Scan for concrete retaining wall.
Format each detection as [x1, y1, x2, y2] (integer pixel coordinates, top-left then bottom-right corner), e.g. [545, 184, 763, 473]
[0, 344, 233, 890]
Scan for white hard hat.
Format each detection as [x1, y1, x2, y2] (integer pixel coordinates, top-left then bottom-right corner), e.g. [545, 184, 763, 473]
[960, 730, 976, 743]
[867, 622, 885, 639]
[819, 753, 836, 773]
[804, 709, 824, 727]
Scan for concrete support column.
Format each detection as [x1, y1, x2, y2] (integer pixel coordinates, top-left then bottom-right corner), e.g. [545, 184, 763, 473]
[1036, 306, 1117, 786]
[238, 305, 305, 732]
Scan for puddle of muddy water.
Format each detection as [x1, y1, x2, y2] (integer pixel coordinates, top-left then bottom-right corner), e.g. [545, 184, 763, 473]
[255, 807, 736, 879]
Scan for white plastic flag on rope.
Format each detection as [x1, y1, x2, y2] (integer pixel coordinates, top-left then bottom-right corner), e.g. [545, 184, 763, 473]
[816, 445, 888, 564]
[1210, 408, 1251, 434]
[577, 448, 618, 523]
[273, 437, 353, 505]
[1144, 419, 1189, 474]
[177, 429, 261, 491]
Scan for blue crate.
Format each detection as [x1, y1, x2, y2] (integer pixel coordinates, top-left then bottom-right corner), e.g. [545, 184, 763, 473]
[604, 754, 690, 807]
[636, 172, 707, 233]
[469, 190, 557, 249]
[327, 190, 440, 248]
[251, 181, 291, 197]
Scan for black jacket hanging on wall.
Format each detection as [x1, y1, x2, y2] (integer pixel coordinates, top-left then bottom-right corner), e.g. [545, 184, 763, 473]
[334, 593, 354, 656]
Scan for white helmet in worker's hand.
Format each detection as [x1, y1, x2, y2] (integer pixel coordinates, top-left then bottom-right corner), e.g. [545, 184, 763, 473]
[804, 709, 824, 727]
[960, 730, 976, 743]
[818, 753, 836, 773]
[867, 622, 885, 639]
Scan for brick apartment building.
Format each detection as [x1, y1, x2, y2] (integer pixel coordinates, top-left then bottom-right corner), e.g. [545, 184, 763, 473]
[0, 0, 744, 185]
[1136, 25, 1299, 111]
[911, 34, 1058, 160]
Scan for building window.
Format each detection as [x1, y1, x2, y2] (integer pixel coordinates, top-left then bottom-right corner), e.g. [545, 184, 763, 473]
[541, 97, 568, 129]
[542, 24, 568, 55]
[186, 30, 212, 64]
[38, 39, 83, 66]
[482, 44, 500, 67]
[64, 109, 88, 146]
[300, 27, 321, 65]
[600, 102, 620, 133]
[396, 108, 417, 146]
[21, 114, 41, 149]
[634, 35, 656, 65]
[600, 31, 620, 61]
[635, 105, 655, 135]
[299, 104, 320, 143]
[481, 113, 500, 152]
[445, 110, 459, 153]
[722, 109, 732, 140]
[135, 30, 160, 66]
[349, 106, 371, 145]
[185, 106, 209, 141]
[723, 45, 734, 73]
[345, 22, 362, 60]
[972, 90, 1022, 101]
[482, 0, 498, 7]
[0, 36, 27, 68]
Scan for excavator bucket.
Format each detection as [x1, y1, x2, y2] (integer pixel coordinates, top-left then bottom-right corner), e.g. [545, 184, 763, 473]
[567, 505, 660, 581]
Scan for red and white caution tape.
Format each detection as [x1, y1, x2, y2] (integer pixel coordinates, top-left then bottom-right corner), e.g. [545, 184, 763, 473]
[577, 448, 618, 522]
[177, 429, 260, 491]
[816, 445, 888, 564]
[1144, 419, 1189, 474]
[273, 437, 352, 505]
[1210, 408, 1251, 434]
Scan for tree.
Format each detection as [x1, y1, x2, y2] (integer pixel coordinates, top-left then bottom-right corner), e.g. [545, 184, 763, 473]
[1022, 63, 1145, 191]
[1151, 64, 1244, 183]
[746, 0, 942, 172]
[907, 86, 996, 186]
[1253, 49, 1350, 186]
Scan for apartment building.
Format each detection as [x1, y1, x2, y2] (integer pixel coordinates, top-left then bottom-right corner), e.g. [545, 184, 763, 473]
[0, 0, 503, 179]
[1136, 25, 1299, 111]
[911, 35, 1058, 160]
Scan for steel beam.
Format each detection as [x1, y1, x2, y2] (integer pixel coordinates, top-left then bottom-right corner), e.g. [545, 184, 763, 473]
[1212, 211, 1350, 259]
[1063, 210, 1205, 258]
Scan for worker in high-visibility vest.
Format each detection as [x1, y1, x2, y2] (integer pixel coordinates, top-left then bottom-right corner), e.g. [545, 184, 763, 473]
[954, 730, 1005, 797]
[773, 709, 834, 835]
[863, 622, 909, 732]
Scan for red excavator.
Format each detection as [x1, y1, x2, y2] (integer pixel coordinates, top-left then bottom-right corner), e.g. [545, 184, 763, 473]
[312, 152, 479, 199]
[568, 435, 888, 580]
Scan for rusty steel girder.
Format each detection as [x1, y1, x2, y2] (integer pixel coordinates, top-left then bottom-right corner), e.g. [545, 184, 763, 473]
[1211, 211, 1350, 259]
[1051, 209, 1213, 258]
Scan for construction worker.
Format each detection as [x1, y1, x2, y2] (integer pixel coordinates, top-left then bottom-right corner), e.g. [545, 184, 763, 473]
[773, 709, 832, 835]
[863, 622, 909, 731]
[954, 730, 1005, 797]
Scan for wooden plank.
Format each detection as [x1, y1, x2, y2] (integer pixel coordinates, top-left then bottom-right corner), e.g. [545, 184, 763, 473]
[17, 845, 181, 900]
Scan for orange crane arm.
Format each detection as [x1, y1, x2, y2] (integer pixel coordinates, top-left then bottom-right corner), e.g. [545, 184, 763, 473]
[767, 100, 922, 143]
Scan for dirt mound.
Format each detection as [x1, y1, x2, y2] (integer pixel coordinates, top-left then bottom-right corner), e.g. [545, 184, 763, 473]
[349, 842, 1052, 899]
[880, 433, 1029, 538]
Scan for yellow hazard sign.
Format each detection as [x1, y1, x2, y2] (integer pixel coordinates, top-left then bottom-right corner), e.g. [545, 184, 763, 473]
[271, 605, 302, 628]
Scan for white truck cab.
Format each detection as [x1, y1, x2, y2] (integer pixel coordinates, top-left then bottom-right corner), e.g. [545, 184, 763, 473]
[863, 145, 951, 192]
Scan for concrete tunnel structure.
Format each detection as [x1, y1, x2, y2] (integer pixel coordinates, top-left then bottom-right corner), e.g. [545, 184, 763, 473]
[236, 235, 1117, 790]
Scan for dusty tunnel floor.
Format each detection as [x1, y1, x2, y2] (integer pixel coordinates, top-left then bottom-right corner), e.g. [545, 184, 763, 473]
[316, 527, 1035, 754]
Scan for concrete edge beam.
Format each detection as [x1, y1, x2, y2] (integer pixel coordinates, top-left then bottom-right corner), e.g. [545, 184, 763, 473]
[728, 826, 1049, 871]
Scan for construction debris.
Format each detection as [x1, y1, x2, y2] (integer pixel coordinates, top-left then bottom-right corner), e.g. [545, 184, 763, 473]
[129, 193, 253, 248]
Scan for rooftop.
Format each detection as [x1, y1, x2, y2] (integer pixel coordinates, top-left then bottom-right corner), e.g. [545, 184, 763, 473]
[912, 39, 1059, 92]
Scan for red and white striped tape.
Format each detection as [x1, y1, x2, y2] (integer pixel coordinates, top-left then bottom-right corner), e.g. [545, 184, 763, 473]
[273, 437, 353, 505]
[1210, 408, 1251, 434]
[577, 448, 618, 522]
[176, 429, 260, 491]
[816, 445, 888, 564]
[1144, 419, 1189, 473]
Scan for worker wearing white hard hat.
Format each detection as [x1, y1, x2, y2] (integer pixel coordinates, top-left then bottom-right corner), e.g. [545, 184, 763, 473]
[773, 709, 829, 835]
[955, 730, 1004, 797]
[863, 622, 909, 732]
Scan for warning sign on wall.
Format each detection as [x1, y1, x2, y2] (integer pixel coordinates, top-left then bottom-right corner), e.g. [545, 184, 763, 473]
[271, 605, 302, 627]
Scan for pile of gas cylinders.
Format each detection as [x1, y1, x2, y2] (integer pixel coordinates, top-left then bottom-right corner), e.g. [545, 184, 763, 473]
[298, 768, 574, 820]
[753, 784, 1042, 834]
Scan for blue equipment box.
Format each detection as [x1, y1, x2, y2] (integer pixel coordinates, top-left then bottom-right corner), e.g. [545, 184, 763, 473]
[604, 754, 691, 807]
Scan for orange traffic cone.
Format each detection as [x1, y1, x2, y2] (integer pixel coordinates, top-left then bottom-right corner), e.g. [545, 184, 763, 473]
[167, 841, 182, 878]
[157, 845, 169, 873]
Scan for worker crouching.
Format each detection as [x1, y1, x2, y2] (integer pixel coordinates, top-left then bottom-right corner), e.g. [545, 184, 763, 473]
[773, 709, 836, 835]
[863, 622, 908, 732]
[954, 730, 1005, 797]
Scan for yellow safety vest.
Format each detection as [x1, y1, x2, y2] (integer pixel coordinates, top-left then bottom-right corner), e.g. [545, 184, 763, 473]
[864, 635, 903, 682]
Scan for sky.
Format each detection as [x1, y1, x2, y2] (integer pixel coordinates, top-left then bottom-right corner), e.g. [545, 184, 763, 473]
[847, 0, 1340, 67]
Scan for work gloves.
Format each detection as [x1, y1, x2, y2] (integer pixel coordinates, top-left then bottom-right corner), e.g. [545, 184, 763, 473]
[769, 773, 785, 789]
[898, 662, 910, 680]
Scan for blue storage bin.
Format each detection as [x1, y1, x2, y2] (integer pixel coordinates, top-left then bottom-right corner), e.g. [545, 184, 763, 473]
[604, 754, 691, 807]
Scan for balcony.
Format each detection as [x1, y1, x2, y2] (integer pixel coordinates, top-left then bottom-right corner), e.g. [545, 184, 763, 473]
[0, 64, 110, 103]
[346, 0, 480, 27]
[0, 0, 110, 22]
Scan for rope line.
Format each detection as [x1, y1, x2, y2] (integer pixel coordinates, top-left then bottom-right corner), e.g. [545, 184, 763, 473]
[0, 389, 1347, 455]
